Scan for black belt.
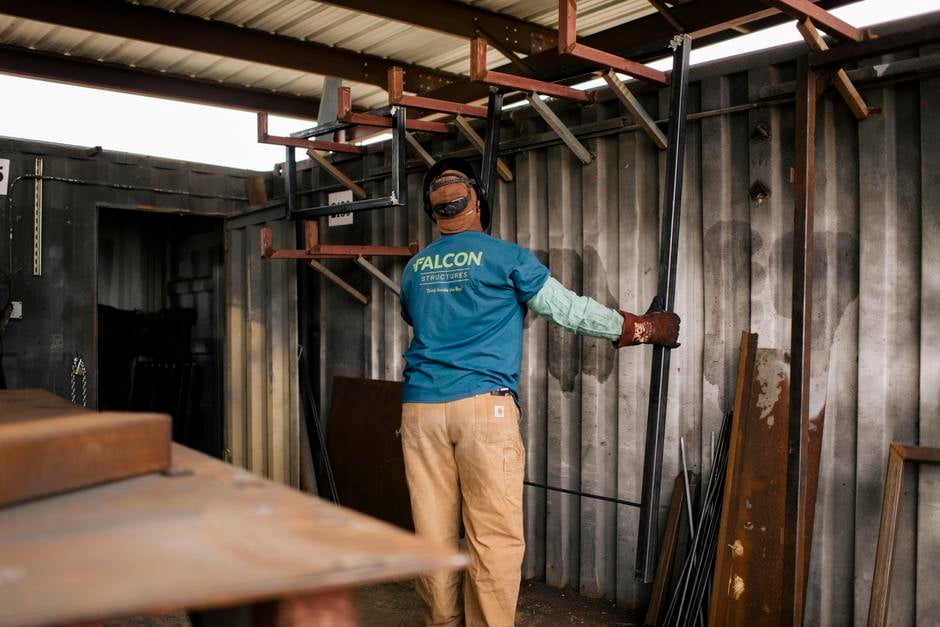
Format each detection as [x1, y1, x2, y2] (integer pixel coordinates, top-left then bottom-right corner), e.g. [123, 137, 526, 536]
[489, 388, 513, 397]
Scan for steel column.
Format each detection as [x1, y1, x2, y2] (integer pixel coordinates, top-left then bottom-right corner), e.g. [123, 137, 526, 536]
[285, 147, 297, 217]
[636, 33, 691, 583]
[782, 55, 817, 627]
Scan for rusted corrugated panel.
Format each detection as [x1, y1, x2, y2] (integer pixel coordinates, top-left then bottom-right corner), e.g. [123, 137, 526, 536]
[312, 37, 940, 622]
[224, 216, 300, 486]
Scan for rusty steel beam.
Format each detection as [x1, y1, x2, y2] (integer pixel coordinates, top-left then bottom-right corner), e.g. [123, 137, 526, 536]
[315, 0, 557, 56]
[338, 87, 454, 134]
[257, 113, 364, 155]
[469, 38, 593, 102]
[760, 0, 863, 41]
[558, 0, 669, 86]
[868, 444, 940, 627]
[388, 67, 488, 119]
[0, 44, 321, 118]
[782, 55, 818, 627]
[0, 0, 459, 94]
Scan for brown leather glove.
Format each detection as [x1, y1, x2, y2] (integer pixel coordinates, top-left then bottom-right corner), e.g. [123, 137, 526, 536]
[616, 310, 681, 348]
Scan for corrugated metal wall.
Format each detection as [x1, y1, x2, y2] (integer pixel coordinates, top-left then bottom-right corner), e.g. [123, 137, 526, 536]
[0, 137, 252, 407]
[311, 24, 940, 625]
[224, 208, 301, 487]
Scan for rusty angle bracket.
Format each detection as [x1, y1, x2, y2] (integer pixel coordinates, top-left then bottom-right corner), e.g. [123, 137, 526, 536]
[260, 221, 416, 305]
[470, 37, 595, 165]
[387, 67, 514, 182]
[260, 221, 417, 261]
[795, 18, 875, 120]
[558, 0, 669, 150]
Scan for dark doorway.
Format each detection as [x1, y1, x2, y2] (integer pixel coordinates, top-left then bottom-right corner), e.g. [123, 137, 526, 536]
[96, 207, 225, 458]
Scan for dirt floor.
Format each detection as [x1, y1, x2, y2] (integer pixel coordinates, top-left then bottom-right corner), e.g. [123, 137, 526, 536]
[108, 579, 643, 626]
[356, 579, 643, 626]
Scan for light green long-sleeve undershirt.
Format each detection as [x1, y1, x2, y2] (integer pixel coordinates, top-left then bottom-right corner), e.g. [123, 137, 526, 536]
[526, 276, 623, 341]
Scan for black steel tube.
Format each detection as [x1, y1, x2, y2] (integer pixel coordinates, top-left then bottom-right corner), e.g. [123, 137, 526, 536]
[523, 480, 641, 508]
[636, 33, 692, 584]
[285, 146, 297, 218]
[290, 195, 400, 219]
[391, 105, 407, 207]
[480, 88, 503, 233]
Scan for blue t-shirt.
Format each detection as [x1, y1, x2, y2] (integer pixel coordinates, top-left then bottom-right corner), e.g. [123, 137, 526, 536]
[400, 231, 550, 403]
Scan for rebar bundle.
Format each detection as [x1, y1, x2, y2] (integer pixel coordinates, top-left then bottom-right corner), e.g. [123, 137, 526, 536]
[661, 410, 733, 626]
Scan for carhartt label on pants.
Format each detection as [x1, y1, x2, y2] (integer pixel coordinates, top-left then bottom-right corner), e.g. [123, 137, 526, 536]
[494, 405, 505, 418]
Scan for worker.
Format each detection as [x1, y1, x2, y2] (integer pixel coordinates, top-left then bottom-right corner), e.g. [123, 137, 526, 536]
[399, 158, 680, 627]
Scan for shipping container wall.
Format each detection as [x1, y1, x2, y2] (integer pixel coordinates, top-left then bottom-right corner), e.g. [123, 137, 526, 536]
[311, 39, 940, 625]
[224, 210, 301, 487]
[0, 138, 253, 407]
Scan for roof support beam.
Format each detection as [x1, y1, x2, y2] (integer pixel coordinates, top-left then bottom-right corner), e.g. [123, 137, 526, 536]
[0, 0, 459, 93]
[314, 0, 557, 55]
[424, 0, 855, 105]
[0, 44, 320, 118]
[760, 0, 863, 41]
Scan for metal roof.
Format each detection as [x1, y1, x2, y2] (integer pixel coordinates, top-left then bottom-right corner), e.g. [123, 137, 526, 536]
[0, 0, 657, 111]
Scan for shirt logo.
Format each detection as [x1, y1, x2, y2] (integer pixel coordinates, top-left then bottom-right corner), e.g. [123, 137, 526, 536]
[412, 250, 484, 272]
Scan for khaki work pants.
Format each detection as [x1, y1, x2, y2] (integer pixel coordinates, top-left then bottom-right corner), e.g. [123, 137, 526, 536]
[401, 394, 526, 627]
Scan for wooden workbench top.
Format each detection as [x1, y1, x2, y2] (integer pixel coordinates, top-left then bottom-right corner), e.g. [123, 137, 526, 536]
[0, 444, 466, 627]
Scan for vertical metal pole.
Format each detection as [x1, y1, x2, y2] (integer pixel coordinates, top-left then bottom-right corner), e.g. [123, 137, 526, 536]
[285, 146, 297, 218]
[391, 105, 407, 207]
[636, 33, 691, 583]
[32, 158, 43, 277]
[480, 88, 503, 233]
[783, 55, 817, 627]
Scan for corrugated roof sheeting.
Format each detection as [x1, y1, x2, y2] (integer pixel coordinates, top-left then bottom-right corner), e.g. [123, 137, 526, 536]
[0, 0, 658, 109]
[306, 40, 940, 624]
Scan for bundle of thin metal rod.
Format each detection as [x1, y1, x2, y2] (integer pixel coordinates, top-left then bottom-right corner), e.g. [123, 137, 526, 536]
[661, 410, 733, 626]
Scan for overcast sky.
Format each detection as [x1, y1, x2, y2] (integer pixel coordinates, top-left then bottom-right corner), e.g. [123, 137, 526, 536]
[0, 0, 936, 171]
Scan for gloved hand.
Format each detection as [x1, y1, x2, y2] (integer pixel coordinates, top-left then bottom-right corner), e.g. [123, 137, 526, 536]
[616, 308, 681, 348]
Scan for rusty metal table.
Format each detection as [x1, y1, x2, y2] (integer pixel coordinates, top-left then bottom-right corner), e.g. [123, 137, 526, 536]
[0, 444, 466, 627]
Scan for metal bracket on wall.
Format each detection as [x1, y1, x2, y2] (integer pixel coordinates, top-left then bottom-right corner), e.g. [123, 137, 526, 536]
[287, 104, 409, 220]
[470, 37, 595, 165]
[260, 221, 415, 306]
[558, 0, 669, 150]
[260, 221, 417, 261]
[387, 67, 514, 181]
[635, 33, 692, 584]
[796, 18, 873, 120]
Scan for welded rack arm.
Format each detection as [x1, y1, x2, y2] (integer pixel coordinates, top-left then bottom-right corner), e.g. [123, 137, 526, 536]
[635, 33, 692, 584]
[288, 106, 409, 220]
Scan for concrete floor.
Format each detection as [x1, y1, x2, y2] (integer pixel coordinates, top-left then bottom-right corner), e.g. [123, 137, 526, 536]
[108, 579, 642, 626]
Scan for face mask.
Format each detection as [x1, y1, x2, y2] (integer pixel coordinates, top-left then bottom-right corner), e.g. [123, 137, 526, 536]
[428, 174, 473, 217]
